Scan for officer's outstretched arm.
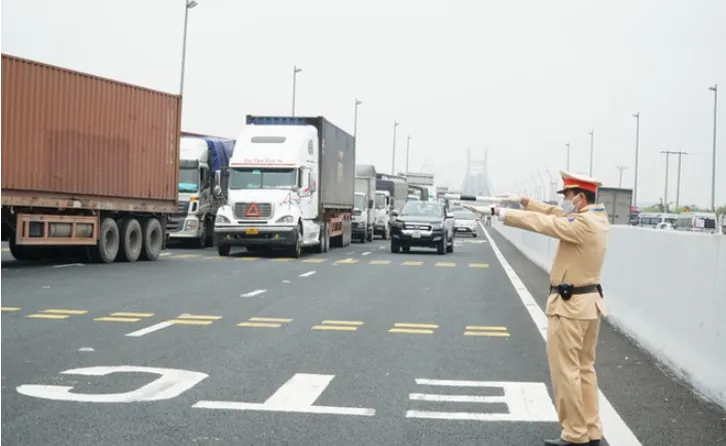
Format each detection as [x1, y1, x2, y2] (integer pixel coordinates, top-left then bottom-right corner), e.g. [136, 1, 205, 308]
[502, 209, 589, 244]
[523, 199, 566, 217]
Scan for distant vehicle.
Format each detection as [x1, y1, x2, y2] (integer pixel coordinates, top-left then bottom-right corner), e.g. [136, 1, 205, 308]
[390, 201, 455, 255]
[639, 213, 678, 229]
[673, 212, 719, 234]
[655, 222, 673, 230]
[452, 209, 478, 237]
[596, 187, 632, 225]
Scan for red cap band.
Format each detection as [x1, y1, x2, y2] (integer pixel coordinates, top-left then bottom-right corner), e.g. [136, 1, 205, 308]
[562, 178, 598, 193]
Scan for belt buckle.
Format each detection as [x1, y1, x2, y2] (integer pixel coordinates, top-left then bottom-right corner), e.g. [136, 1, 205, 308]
[558, 284, 574, 301]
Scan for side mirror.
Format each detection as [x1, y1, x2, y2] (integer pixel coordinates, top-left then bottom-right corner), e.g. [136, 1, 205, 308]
[291, 185, 300, 193]
[213, 185, 223, 197]
[390, 210, 399, 218]
[368, 199, 374, 209]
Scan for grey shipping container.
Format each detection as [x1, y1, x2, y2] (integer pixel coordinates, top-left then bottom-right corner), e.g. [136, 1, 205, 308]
[597, 187, 633, 225]
[245, 115, 355, 211]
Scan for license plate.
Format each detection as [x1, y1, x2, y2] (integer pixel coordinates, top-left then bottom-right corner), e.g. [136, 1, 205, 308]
[411, 231, 421, 239]
[245, 228, 259, 235]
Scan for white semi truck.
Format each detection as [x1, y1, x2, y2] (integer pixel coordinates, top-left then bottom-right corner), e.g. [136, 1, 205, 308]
[213, 115, 355, 258]
[375, 173, 408, 239]
[167, 134, 234, 248]
[354, 165, 376, 243]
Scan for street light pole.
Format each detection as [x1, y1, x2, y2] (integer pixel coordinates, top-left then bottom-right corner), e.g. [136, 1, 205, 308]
[353, 98, 362, 150]
[709, 84, 718, 211]
[179, 0, 198, 97]
[405, 135, 411, 174]
[565, 142, 571, 171]
[632, 112, 640, 206]
[616, 165, 627, 188]
[589, 130, 595, 177]
[391, 121, 399, 174]
[661, 151, 671, 213]
[291, 65, 302, 116]
[675, 151, 688, 210]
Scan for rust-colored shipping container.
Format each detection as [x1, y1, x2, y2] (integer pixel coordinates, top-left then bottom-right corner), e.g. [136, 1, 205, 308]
[1, 54, 180, 213]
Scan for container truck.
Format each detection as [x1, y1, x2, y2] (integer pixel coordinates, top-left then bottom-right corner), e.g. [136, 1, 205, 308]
[406, 172, 435, 200]
[375, 173, 408, 238]
[354, 165, 376, 243]
[1, 54, 180, 263]
[596, 187, 633, 225]
[167, 133, 235, 248]
[213, 115, 355, 258]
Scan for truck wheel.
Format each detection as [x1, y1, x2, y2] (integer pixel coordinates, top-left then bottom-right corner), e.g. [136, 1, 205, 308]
[218, 244, 231, 256]
[140, 217, 163, 261]
[317, 223, 327, 253]
[118, 218, 142, 262]
[343, 220, 352, 247]
[323, 222, 330, 253]
[93, 217, 120, 263]
[8, 234, 31, 261]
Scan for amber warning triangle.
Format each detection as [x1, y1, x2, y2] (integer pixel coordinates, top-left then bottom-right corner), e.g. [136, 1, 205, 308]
[245, 203, 261, 217]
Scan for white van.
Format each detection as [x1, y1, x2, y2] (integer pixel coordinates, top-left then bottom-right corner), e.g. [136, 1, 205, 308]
[673, 212, 719, 234]
[639, 212, 678, 229]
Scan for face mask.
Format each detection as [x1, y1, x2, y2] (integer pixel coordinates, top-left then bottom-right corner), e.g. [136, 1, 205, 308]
[562, 199, 575, 215]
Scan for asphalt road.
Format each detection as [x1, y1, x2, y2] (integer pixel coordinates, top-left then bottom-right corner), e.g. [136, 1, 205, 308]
[1, 228, 725, 446]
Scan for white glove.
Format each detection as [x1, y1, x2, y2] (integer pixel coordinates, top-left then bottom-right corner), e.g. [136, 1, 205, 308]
[496, 193, 523, 205]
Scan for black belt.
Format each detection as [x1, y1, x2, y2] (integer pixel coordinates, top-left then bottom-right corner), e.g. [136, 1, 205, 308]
[549, 284, 603, 301]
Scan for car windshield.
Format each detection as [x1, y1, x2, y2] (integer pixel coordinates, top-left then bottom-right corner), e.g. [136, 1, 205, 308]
[453, 210, 476, 220]
[229, 168, 297, 190]
[375, 193, 387, 209]
[400, 202, 443, 217]
[178, 168, 198, 192]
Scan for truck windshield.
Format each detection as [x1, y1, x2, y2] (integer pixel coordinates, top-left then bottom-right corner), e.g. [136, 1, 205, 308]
[229, 168, 297, 190]
[178, 168, 198, 192]
[375, 193, 387, 209]
[354, 194, 366, 210]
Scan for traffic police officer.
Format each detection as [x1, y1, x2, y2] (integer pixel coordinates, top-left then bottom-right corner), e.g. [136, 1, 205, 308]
[489, 171, 609, 446]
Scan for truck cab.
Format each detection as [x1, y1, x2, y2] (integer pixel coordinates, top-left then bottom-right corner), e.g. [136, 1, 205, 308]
[352, 192, 373, 242]
[168, 136, 234, 248]
[373, 190, 391, 240]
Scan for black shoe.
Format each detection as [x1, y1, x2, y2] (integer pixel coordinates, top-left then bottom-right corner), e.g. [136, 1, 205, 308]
[544, 439, 589, 446]
[589, 440, 601, 446]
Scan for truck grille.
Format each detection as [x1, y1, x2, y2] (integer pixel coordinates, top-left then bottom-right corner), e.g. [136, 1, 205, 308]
[405, 223, 432, 231]
[166, 217, 184, 232]
[178, 201, 190, 214]
[234, 202, 272, 219]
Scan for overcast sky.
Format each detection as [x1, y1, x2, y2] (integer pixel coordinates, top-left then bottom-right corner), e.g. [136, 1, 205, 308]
[3, 0, 725, 207]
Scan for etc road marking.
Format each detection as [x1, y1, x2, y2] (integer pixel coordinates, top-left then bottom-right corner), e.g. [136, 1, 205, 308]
[241, 289, 267, 298]
[311, 320, 363, 331]
[406, 378, 557, 422]
[481, 223, 642, 445]
[17, 366, 208, 403]
[27, 309, 88, 320]
[193, 373, 375, 416]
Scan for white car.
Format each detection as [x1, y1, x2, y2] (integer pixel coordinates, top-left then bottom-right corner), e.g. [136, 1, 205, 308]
[453, 209, 479, 237]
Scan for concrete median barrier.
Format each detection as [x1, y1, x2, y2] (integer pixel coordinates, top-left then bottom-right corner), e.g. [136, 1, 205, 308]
[493, 222, 726, 410]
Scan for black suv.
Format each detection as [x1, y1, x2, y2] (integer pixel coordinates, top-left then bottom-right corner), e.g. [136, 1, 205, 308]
[390, 201, 455, 255]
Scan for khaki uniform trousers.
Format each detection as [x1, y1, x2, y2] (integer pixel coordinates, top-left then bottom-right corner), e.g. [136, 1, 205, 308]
[547, 314, 603, 444]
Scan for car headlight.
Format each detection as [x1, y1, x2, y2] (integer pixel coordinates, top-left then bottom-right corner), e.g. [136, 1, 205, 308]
[216, 215, 230, 224]
[431, 223, 443, 230]
[276, 215, 296, 224]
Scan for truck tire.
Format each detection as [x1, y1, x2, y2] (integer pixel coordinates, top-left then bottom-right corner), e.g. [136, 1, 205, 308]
[118, 218, 142, 262]
[291, 224, 303, 258]
[317, 223, 327, 253]
[92, 217, 120, 263]
[140, 217, 163, 261]
[218, 244, 231, 256]
[323, 222, 330, 253]
[343, 220, 352, 247]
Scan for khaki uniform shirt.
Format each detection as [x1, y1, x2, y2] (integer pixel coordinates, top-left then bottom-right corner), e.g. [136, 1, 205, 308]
[503, 200, 609, 320]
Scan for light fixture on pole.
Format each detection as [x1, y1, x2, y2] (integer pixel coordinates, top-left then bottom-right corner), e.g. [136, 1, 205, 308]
[391, 121, 399, 173]
[565, 142, 571, 171]
[588, 130, 595, 177]
[291, 65, 302, 116]
[405, 135, 412, 174]
[616, 165, 628, 188]
[353, 98, 362, 150]
[179, 0, 198, 97]
[709, 84, 718, 211]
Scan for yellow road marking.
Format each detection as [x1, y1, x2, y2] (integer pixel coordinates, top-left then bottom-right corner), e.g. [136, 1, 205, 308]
[238, 257, 260, 261]
[369, 260, 391, 265]
[94, 317, 141, 322]
[176, 314, 222, 320]
[1, 307, 21, 312]
[464, 331, 511, 337]
[321, 320, 364, 326]
[249, 317, 292, 323]
[394, 323, 439, 329]
[312, 325, 357, 331]
[42, 309, 88, 315]
[27, 314, 69, 320]
[169, 319, 213, 325]
[237, 322, 281, 328]
[389, 328, 433, 334]
[401, 261, 423, 266]
[466, 325, 508, 331]
[160, 252, 172, 256]
[272, 258, 294, 262]
[336, 258, 358, 264]
[1, 248, 9, 252]
[469, 263, 490, 268]
[110, 312, 154, 318]
[173, 254, 201, 259]
[436, 262, 456, 267]
[302, 258, 327, 263]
